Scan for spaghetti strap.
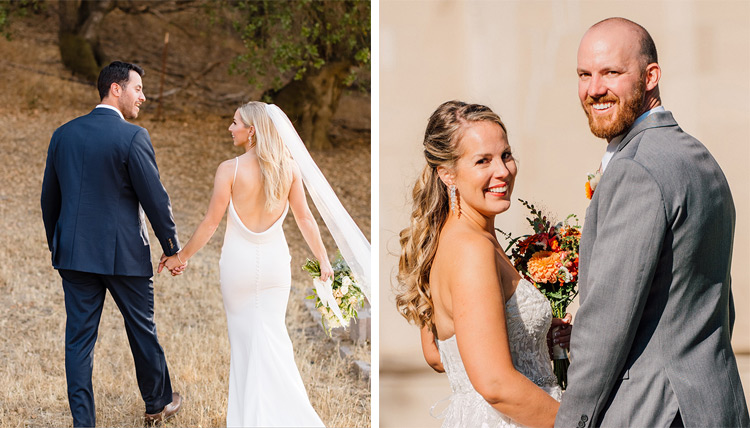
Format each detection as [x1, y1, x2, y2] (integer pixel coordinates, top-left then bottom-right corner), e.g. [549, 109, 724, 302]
[231, 157, 239, 192]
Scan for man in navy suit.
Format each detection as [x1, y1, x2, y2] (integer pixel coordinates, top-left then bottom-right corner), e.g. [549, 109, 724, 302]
[42, 61, 183, 426]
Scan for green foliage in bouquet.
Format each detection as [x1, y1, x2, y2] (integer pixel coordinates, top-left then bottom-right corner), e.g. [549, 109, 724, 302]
[303, 253, 365, 336]
[497, 199, 582, 389]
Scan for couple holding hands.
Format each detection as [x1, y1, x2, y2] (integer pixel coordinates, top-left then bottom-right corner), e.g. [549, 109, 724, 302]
[41, 60, 355, 427]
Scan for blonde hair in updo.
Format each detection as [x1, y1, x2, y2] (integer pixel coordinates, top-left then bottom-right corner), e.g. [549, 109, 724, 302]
[395, 100, 508, 330]
[237, 101, 294, 211]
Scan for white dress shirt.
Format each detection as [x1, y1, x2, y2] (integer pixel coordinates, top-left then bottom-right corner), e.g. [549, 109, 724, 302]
[95, 104, 125, 120]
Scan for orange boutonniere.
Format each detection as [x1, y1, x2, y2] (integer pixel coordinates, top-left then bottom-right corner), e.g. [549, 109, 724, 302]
[585, 171, 602, 200]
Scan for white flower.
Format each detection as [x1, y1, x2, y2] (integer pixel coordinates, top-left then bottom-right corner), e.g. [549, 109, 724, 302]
[333, 288, 344, 298]
[590, 173, 601, 189]
[326, 317, 341, 328]
[558, 267, 573, 283]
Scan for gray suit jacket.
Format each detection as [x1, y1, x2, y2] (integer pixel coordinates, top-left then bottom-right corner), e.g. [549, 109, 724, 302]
[555, 112, 749, 428]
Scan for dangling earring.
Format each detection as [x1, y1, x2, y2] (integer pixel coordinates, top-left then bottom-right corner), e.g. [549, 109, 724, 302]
[449, 184, 461, 218]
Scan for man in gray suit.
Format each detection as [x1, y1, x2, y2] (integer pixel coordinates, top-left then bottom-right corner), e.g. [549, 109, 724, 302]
[555, 18, 749, 427]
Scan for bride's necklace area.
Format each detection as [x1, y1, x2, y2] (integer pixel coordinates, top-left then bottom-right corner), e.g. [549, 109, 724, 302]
[448, 203, 497, 235]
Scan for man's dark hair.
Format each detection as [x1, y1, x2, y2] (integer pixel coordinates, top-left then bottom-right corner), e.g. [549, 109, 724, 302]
[97, 61, 145, 101]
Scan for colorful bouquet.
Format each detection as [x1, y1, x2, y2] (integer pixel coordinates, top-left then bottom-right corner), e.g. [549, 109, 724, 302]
[497, 199, 581, 389]
[303, 254, 365, 337]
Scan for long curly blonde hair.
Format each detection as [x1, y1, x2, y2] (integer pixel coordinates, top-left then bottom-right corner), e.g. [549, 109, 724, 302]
[395, 100, 507, 330]
[237, 101, 294, 211]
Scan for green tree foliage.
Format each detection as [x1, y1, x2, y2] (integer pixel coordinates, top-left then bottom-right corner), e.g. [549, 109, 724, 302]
[230, 0, 370, 91]
[228, 0, 370, 149]
[0, 0, 45, 40]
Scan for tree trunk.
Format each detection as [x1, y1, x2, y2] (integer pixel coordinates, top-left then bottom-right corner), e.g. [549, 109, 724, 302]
[268, 60, 353, 150]
[57, 0, 116, 81]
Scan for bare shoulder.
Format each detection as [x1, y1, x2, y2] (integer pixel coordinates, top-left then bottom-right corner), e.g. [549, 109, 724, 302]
[290, 161, 301, 180]
[216, 158, 237, 176]
[213, 158, 238, 186]
[443, 227, 497, 262]
[438, 226, 500, 287]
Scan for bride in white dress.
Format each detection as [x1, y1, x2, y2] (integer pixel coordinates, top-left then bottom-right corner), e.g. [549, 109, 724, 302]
[163, 101, 334, 427]
[395, 101, 571, 428]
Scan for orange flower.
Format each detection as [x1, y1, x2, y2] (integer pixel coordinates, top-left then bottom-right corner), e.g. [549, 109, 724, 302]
[563, 226, 580, 238]
[550, 238, 560, 251]
[527, 251, 563, 284]
[585, 181, 594, 199]
[517, 235, 540, 255]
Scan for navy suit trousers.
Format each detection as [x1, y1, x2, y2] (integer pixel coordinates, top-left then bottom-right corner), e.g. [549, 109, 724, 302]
[59, 270, 172, 427]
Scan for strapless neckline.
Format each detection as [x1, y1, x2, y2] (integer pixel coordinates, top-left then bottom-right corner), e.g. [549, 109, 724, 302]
[436, 278, 525, 344]
[433, 278, 561, 427]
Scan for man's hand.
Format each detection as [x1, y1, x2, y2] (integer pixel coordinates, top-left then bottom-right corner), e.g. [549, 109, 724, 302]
[158, 253, 168, 274]
[158, 252, 187, 276]
[548, 313, 573, 358]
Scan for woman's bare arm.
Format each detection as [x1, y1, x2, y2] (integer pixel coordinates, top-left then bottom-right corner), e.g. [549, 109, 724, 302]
[421, 325, 445, 373]
[288, 165, 333, 279]
[162, 160, 234, 271]
[451, 235, 559, 428]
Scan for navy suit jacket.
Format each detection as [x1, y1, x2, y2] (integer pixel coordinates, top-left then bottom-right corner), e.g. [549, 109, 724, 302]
[41, 107, 179, 277]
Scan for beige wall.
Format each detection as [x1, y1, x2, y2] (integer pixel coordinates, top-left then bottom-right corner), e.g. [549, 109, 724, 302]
[380, 1, 749, 425]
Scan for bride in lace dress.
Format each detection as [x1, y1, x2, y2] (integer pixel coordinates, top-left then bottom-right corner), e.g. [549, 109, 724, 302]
[396, 101, 571, 428]
[162, 102, 333, 427]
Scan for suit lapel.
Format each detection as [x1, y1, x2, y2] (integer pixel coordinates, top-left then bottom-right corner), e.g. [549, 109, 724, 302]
[614, 111, 678, 155]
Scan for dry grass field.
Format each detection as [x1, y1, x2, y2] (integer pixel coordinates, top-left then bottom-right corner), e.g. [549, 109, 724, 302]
[0, 10, 370, 428]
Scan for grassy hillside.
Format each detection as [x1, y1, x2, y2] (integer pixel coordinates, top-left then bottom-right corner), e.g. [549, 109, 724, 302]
[0, 9, 370, 427]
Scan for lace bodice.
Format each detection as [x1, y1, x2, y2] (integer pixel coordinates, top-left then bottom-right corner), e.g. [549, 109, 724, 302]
[435, 279, 562, 427]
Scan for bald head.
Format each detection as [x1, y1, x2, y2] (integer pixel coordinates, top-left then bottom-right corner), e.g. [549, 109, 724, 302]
[587, 18, 657, 68]
[576, 18, 662, 140]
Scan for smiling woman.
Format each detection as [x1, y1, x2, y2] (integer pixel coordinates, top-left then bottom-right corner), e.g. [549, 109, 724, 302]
[437, 120, 517, 219]
[380, 3, 750, 427]
[394, 100, 563, 428]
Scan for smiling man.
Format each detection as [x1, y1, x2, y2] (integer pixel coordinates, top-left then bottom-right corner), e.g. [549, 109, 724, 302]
[41, 61, 183, 426]
[555, 18, 749, 428]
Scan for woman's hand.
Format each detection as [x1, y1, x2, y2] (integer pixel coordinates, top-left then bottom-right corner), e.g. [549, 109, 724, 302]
[163, 253, 187, 276]
[318, 259, 334, 282]
[420, 325, 445, 373]
[547, 313, 573, 356]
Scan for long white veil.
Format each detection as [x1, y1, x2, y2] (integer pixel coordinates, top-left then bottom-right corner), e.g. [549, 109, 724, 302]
[265, 104, 371, 303]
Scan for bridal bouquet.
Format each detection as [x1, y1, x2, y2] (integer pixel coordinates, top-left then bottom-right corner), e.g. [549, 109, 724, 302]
[497, 199, 581, 390]
[303, 254, 365, 337]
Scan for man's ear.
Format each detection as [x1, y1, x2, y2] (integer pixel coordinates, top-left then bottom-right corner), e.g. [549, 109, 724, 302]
[644, 62, 661, 92]
[437, 165, 454, 187]
[109, 82, 121, 98]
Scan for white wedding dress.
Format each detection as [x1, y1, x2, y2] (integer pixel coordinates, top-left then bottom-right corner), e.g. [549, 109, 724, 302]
[435, 279, 562, 427]
[219, 162, 324, 427]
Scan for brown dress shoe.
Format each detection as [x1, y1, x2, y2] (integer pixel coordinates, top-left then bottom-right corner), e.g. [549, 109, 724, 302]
[144, 392, 182, 425]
